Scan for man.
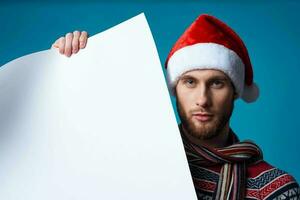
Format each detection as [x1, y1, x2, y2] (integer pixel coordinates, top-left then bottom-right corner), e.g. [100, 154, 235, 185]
[52, 14, 300, 199]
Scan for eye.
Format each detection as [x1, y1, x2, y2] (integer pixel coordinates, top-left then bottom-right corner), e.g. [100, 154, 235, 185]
[211, 80, 225, 88]
[183, 78, 196, 88]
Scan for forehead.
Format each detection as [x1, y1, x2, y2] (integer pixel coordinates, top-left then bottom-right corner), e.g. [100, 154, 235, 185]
[179, 69, 230, 81]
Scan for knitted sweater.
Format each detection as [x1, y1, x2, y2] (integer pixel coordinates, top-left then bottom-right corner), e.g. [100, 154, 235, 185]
[190, 160, 300, 199]
[178, 124, 299, 199]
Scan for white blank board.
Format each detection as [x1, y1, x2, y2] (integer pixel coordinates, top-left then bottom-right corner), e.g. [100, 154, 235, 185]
[0, 13, 197, 199]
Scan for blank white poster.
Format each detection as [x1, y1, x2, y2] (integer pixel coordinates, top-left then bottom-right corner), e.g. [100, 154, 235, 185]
[0, 13, 197, 199]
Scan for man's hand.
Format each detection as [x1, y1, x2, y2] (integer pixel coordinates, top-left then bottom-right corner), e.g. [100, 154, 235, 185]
[51, 31, 88, 57]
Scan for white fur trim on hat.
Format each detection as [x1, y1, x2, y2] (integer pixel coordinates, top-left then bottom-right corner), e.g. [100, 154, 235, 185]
[166, 43, 246, 100]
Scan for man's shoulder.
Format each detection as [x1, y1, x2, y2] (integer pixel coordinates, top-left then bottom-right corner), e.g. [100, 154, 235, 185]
[246, 160, 300, 199]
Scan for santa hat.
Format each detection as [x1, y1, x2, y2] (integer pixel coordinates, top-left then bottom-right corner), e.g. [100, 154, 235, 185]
[165, 14, 259, 103]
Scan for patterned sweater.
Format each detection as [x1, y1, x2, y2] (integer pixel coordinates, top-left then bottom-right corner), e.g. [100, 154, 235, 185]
[189, 152, 300, 200]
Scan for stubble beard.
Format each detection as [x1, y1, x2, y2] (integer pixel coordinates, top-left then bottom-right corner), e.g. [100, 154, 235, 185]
[176, 98, 234, 140]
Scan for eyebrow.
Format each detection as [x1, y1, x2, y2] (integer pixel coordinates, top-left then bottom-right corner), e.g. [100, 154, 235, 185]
[208, 76, 230, 81]
[180, 75, 196, 80]
[180, 74, 230, 82]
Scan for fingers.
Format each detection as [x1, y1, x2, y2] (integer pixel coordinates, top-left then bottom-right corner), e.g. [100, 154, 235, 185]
[64, 33, 73, 57]
[52, 30, 88, 57]
[58, 37, 66, 55]
[79, 31, 88, 49]
[51, 38, 60, 49]
[72, 30, 80, 54]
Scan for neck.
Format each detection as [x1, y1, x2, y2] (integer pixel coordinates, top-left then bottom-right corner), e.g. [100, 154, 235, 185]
[181, 123, 231, 148]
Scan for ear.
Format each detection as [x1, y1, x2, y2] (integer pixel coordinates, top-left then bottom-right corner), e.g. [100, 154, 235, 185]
[173, 81, 179, 97]
[233, 92, 239, 100]
[230, 82, 238, 100]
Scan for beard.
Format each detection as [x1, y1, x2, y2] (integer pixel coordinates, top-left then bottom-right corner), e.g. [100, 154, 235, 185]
[176, 98, 234, 140]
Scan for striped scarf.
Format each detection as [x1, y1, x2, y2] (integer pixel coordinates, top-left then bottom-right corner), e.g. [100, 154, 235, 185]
[179, 125, 263, 200]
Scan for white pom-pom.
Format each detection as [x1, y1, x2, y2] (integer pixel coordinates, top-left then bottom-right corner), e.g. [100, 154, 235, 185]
[241, 82, 260, 103]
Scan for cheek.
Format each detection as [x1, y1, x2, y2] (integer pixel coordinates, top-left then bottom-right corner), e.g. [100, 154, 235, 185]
[178, 95, 197, 117]
[212, 92, 233, 110]
[177, 91, 194, 112]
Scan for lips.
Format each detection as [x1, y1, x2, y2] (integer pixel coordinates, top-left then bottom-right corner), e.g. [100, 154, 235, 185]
[192, 113, 213, 122]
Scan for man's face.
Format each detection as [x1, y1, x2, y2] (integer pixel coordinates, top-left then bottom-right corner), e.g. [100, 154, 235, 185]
[175, 69, 236, 140]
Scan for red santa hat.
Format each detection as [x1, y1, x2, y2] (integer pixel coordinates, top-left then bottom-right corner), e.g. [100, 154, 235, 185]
[165, 14, 259, 103]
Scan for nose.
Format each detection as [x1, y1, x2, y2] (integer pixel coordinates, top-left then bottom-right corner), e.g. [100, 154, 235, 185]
[195, 85, 211, 108]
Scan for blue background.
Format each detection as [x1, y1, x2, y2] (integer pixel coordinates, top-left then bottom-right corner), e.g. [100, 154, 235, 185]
[1, 1, 299, 182]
